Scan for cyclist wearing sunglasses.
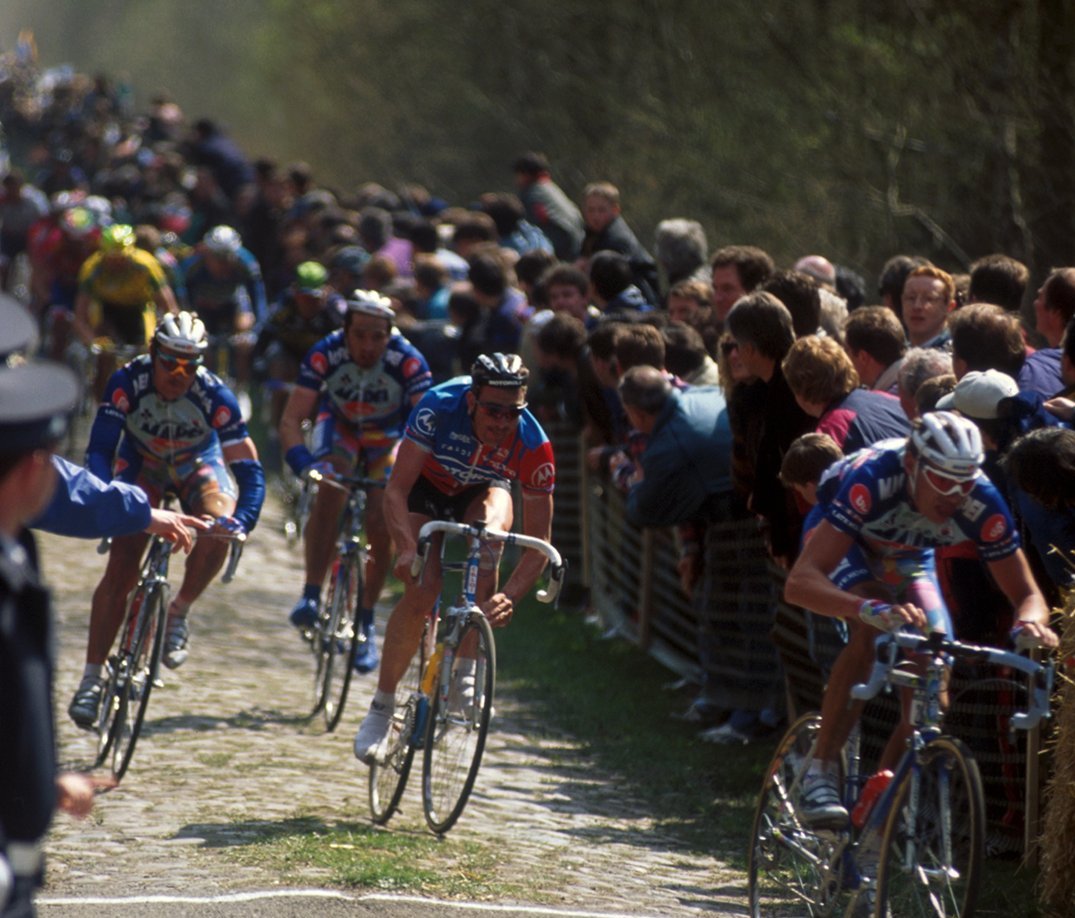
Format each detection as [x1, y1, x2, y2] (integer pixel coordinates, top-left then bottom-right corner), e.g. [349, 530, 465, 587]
[69, 311, 265, 728]
[353, 352, 556, 763]
[784, 410, 1057, 828]
[279, 289, 432, 672]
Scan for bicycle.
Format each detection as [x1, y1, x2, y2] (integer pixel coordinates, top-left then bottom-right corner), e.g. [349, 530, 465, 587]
[93, 522, 245, 781]
[369, 519, 564, 834]
[299, 468, 384, 731]
[748, 630, 1053, 917]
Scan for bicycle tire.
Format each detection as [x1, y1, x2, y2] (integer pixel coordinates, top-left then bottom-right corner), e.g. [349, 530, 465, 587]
[323, 553, 363, 732]
[310, 559, 345, 718]
[110, 584, 168, 781]
[876, 735, 984, 918]
[369, 633, 426, 824]
[748, 713, 851, 917]
[93, 583, 145, 767]
[422, 612, 496, 834]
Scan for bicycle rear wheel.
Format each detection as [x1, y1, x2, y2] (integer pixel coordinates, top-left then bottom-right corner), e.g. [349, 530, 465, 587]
[749, 713, 850, 917]
[877, 735, 984, 918]
[109, 585, 168, 781]
[369, 634, 427, 824]
[422, 612, 495, 834]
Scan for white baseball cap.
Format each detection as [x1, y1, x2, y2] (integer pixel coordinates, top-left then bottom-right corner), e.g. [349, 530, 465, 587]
[936, 369, 1019, 420]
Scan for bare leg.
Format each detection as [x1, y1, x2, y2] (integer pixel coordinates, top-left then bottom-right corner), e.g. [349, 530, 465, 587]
[85, 533, 150, 665]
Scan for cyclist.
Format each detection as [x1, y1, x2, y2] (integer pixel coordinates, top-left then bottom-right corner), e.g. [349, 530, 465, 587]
[72, 223, 179, 349]
[178, 224, 267, 387]
[67, 311, 265, 728]
[279, 289, 432, 673]
[784, 411, 1057, 828]
[352, 352, 556, 764]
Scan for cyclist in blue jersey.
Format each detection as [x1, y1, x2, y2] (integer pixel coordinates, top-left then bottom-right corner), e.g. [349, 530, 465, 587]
[353, 352, 556, 763]
[279, 290, 432, 673]
[68, 312, 265, 728]
[178, 225, 266, 386]
[784, 411, 1057, 828]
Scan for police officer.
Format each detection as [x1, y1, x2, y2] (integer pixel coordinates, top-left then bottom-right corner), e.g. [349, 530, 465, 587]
[0, 358, 95, 917]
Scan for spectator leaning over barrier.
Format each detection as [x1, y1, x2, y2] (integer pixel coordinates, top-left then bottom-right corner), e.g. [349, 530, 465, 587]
[619, 365, 782, 742]
[725, 291, 815, 566]
[947, 302, 1026, 381]
[843, 306, 907, 395]
[900, 264, 956, 349]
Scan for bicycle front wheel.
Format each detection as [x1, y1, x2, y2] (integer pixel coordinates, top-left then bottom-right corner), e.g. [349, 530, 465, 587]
[422, 612, 496, 834]
[110, 585, 168, 781]
[877, 735, 984, 918]
[322, 553, 363, 732]
[749, 713, 848, 917]
[369, 642, 425, 825]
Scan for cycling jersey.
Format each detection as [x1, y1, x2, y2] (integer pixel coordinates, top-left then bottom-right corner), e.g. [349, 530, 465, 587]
[77, 247, 167, 308]
[179, 247, 267, 325]
[824, 443, 1019, 564]
[86, 354, 249, 479]
[404, 378, 556, 496]
[295, 330, 432, 451]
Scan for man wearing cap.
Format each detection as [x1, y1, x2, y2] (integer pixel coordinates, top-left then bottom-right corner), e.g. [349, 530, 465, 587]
[279, 290, 432, 673]
[253, 261, 346, 441]
[0, 359, 98, 917]
[68, 311, 265, 728]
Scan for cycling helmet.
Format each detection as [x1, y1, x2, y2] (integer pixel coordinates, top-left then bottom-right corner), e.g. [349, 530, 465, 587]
[60, 206, 96, 239]
[204, 225, 242, 257]
[155, 311, 209, 356]
[99, 223, 135, 253]
[909, 411, 983, 478]
[346, 289, 394, 321]
[295, 260, 328, 293]
[470, 353, 530, 389]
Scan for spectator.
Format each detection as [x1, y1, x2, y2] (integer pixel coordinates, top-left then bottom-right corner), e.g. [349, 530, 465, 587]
[762, 269, 821, 338]
[515, 249, 558, 303]
[589, 250, 654, 315]
[654, 218, 709, 292]
[710, 245, 775, 322]
[664, 322, 720, 386]
[409, 217, 469, 281]
[478, 191, 553, 256]
[793, 255, 837, 292]
[843, 305, 907, 394]
[578, 181, 659, 306]
[947, 302, 1026, 380]
[782, 335, 910, 452]
[468, 245, 532, 354]
[878, 253, 928, 320]
[901, 264, 956, 348]
[450, 211, 498, 260]
[0, 169, 48, 290]
[914, 374, 957, 415]
[1022, 267, 1075, 396]
[539, 263, 598, 325]
[896, 347, 954, 419]
[666, 279, 712, 324]
[410, 253, 451, 320]
[512, 151, 584, 261]
[358, 206, 413, 279]
[967, 253, 1029, 313]
[532, 312, 588, 426]
[186, 118, 254, 205]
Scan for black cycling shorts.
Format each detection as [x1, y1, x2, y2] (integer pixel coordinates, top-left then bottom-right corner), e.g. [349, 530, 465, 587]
[407, 475, 509, 522]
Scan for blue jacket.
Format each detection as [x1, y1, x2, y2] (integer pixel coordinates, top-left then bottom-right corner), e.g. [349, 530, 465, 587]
[626, 387, 733, 527]
[31, 456, 151, 539]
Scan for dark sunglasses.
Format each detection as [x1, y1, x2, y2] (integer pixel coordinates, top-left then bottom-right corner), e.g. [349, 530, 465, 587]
[158, 352, 203, 376]
[477, 400, 527, 420]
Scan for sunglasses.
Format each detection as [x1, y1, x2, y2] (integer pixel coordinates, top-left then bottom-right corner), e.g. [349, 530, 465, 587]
[920, 463, 976, 497]
[477, 400, 527, 420]
[158, 352, 203, 376]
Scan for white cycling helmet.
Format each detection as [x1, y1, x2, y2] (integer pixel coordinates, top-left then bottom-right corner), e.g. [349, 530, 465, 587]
[346, 289, 394, 321]
[910, 411, 983, 478]
[204, 224, 242, 257]
[155, 311, 209, 356]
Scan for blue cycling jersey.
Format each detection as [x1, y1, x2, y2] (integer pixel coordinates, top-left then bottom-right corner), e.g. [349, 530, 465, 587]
[179, 247, 267, 321]
[295, 330, 432, 449]
[86, 354, 250, 479]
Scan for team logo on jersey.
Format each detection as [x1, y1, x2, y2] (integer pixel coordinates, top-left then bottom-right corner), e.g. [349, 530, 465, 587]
[213, 406, 232, 428]
[112, 389, 130, 412]
[403, 357, 420, 377]
[530, 462, 555, 490]
[849, 483, 871, 515]
[414, 407, 436, 438]
[981, 513, 1007, 543]
[311, 352, 328, 375]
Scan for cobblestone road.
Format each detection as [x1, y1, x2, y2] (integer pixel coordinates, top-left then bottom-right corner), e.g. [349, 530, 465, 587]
[39, 496, 747, 916]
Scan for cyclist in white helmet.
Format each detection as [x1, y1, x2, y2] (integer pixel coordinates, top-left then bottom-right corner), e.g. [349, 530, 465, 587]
[68, 310, 265, 728]
[784, 410, 1057, 828]
[278, 289, 432, 673]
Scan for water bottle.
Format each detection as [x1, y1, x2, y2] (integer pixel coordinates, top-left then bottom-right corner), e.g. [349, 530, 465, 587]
[850, 769, 894, 829]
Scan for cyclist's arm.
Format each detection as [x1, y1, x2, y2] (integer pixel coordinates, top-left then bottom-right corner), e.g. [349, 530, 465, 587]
[278, 385, 319, 454]
[222, 436, 264, 532]
[73, 289, 94, 343]
[987, 550, 1058, 648]
[154, 283, 179, 316]
[784, 520, 864, 619]
[499, 489, 554, 605]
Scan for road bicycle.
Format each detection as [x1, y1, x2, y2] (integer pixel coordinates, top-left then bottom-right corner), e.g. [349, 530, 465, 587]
[300, 468, 384, 731]
[93, 523, 245, 781]
[748, 630, 1052, 917]
[369, 519, 564, 834]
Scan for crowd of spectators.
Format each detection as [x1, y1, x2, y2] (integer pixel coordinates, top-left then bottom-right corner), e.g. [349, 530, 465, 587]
[2, 48, 1073, 748]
